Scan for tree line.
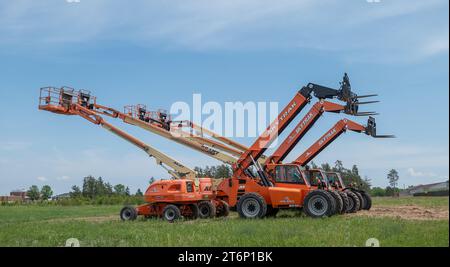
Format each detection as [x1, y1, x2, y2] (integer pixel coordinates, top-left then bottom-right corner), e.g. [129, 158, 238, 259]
[20, 176, 144, 205]
[22, 162, 400, 204]
[194, 162, 401, 197]
[69, 175, 143, 198]
[26, 185, 53, 201]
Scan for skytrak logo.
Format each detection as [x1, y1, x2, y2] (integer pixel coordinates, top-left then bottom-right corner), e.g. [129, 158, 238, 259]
[318, 128, 337, 146]
[266, 101, 297, 136]
[288, 111, 313, 143]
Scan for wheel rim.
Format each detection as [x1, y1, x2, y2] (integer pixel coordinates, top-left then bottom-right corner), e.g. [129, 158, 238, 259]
[308, 195, 328, 216]
[122, 209, 132, 220]
[200, 206, 210, 216]
[242, 198, 260, 218]
[165, 209, 176, 221]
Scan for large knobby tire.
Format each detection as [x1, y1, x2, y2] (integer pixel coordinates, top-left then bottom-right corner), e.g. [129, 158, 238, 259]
[303, 190, 336, 218]
[120, 206, 137, 221]
[360, 191, 372, 210]
[353, 191, 365, 211]
[183, 204, 199, 220]
[338, 191, 350, 214]
[328, 190, 344, 215]
[237, 193, 267, 219]
[216, 200, 230, 217]
[323, 191, 337, 215]
[197, 201, 216, 219]
[265, 206, 280, 218]
[345, 190, 361, 213]
[162, 204, 181, 222]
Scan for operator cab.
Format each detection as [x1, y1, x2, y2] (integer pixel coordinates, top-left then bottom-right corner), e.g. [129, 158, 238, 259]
[326, 172, 345, 189]
[301, 169, 328, 189]
[272, 164, 307, 185]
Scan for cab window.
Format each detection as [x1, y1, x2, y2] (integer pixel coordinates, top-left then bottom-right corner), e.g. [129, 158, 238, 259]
[305, 171, 322, 186]
[186, 182, 194, 193]
[327, 174, 336, 184]
[274, 166, 305, 184]
[326, 173, 340, 187]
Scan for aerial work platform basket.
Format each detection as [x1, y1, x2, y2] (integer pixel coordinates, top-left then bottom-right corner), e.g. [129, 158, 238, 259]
[124, 104, 172, 130]
[39, 87, 95, 115]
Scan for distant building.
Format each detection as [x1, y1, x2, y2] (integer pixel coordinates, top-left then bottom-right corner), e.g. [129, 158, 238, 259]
[407, 181, 449, 196]
[0, 190, 29, 202]
[52, 193, 71, 200]
[10, 190, 27, 199]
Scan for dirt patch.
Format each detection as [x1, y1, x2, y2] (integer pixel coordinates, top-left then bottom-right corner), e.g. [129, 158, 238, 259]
[354, 205, 449, 221]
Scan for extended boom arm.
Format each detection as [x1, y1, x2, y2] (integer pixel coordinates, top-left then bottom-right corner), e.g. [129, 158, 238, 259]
[39, 87, 196, 180]
[293, 117, 394, 166]
[265, 98, 377, 167]
[234, 74, 369, 181]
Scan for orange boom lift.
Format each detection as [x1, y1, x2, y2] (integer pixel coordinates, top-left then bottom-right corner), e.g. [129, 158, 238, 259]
[39, 87, 229, 222]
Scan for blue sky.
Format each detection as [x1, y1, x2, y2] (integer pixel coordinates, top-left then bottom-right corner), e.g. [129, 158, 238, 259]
[0, 0, 448, 195]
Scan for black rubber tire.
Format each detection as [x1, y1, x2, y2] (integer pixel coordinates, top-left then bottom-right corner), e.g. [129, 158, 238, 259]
[197, 201, 216, 219]
[162, 204, 181, 222]
[328, 190, 344, 215]
[353, 191, 365, 211]
[183, 204, 199, 219]
[323, 191, 337, 216]
[237, 193, 267, 219]
[216, 200, 230, 217]
[338, 191, 349, 214]
[120, 206, 137, 221]
[303, 190, 336, 218]
[360, 191, 372, 210]
[265, 206, 280, 217]
[345, 190, 361, 213]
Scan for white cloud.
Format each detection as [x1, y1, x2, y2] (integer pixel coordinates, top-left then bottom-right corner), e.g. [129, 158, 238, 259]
[0, 0, 447, 62]
[56, 175, 71, 181]
[407, 168, 435, 177]
[37, 176, 48, 182]
[421, 36, 450, 57]
[407, 168, 449, 180]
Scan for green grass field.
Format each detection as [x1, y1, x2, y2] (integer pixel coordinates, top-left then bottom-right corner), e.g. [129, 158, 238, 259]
[372, 196, 449, 208]
[0, 197, 448, 247]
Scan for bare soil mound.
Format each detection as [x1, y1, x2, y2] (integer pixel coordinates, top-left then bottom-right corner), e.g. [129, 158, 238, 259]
[355, 205, 449, 221]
